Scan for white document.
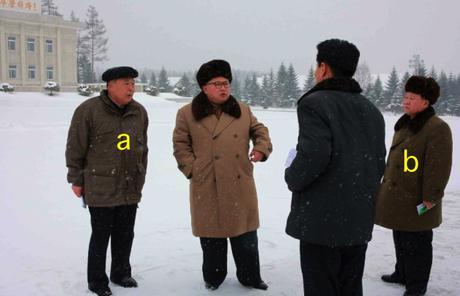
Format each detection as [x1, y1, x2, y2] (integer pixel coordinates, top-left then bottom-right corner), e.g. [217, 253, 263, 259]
[285, 148, 297, 167]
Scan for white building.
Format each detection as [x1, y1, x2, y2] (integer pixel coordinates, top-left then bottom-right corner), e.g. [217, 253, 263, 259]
[0, 2, 82, 91]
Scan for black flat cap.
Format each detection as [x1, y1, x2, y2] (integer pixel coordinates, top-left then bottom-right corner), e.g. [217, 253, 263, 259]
[196, 60, 232, 88]
[102, 66, 138, 82]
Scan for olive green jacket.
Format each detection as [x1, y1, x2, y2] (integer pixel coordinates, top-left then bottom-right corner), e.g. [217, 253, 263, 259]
[375, 108, 452, 231]
[66, 91, 148, 207]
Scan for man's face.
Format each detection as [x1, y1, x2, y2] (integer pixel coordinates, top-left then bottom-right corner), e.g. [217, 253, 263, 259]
[403, 92, 429, 117]
[202, 76, 231, 105]
[107, 78, 135, 106]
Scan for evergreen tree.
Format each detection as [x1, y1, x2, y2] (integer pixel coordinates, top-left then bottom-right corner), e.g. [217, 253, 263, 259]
[429, 66, 438, 81]
[174, 73, 193, 97]
[189, 71, 201, 97]
[241, 76, 252, 104]
[149, 71, 157, 87]
[41, 0, 61, 16]
[158, 67, 171, 92]
[81, 6, 108, 82]
[354, 62, 372, 88]
[303, 66, 315, 92]
[384, 67, 400, 112]
[71, 12, 91, 83]
[244, 74, 260, 106]
[436, 71, 449, 114]
[370, 76, 384, 108]
[400, 72, 411, 95]
[285, 64, 301, 108]
[409, 54, 427, 76]
[140, 73, 147, 84]
[275, 63, 288, 107]
[231, 76, 242, 100]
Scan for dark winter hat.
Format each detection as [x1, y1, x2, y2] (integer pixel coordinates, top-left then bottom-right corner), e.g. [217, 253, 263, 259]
[405, 76, 440, 105]
[102, 66, 138, 82]
[196, 60, 232, 88]
[316, 39, 360, 77]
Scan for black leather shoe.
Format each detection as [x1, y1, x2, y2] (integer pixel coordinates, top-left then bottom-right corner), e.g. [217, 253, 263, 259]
[381, 273, 405, 285]
[251, 281, 268, 290]
[89, 286, 112, 296]
[111, 276, 138, 287]
[205, 282, 219, 290]
[404, 289, 426, 296]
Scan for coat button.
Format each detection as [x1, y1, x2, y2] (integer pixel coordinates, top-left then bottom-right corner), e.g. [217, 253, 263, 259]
[213, 135, 218, 140]
[214, 156, 219, 160]
[237, 175, 241, 179]
[234, 134, 238, 138]
[235, 154, 239, 158]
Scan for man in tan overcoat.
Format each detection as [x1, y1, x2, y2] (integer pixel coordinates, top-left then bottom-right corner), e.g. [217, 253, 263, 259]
[173, 59, 272, 291]
[375, 76, 453, 296]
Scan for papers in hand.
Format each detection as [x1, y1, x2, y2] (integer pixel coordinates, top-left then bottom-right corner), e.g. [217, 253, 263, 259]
[285, 148, 297, 167]
[416, 202, 436, 216]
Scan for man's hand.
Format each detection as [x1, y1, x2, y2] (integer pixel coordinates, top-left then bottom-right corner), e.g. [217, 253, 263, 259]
[72, 185, 84, 198]
[249, 150, 264, 162]
[423, 200, 434, 210]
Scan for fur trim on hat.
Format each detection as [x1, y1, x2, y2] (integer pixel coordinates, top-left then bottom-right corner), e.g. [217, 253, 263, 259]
[405, 76, 440, 105]
[196, 60, 233, 88]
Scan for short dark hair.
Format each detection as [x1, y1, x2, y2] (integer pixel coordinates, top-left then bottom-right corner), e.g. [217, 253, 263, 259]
[316, 39, 360, 77]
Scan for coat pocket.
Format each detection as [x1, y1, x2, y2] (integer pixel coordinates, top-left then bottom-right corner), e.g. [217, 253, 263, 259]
[85, 165, 118, 197]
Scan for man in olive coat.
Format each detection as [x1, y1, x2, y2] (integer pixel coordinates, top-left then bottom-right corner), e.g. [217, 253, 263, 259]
[376, 76, 452, 296]
[66, 66, 148, 296]
[173, 59, 272, 291]
[285, 39, 386, 296]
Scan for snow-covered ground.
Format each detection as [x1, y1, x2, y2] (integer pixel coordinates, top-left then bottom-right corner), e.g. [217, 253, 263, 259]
[0, 92, 458, 296]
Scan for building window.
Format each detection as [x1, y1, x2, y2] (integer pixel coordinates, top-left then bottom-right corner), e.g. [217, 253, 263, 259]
[9, 65, 17, 79]
[46, 40, 53, 53]
[27, 38, 35, 52]
[8, 37, 16, 51]
[28, 65, 36, 80]
[46, 66, 54, 80]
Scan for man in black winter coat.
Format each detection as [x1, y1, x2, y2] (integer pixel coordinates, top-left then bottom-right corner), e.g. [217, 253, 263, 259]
[285, 39, 386, 296]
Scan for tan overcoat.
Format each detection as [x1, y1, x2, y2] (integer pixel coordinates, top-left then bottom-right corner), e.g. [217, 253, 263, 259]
[173, 97, 272, 238]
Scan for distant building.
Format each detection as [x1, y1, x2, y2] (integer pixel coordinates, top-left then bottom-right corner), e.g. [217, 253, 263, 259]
[0, 2, 83, 91]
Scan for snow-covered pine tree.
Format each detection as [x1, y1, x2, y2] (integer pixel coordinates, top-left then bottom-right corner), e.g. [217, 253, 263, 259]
[158, 67, 171, 92]
[275, 63, 288, 107]
[41, 0, 61, 16]
[285, 64, 301, 108]
[354, 62, 372, 89]
[303, 66, 315, 93]
[384, 67, 400, 112]
[409, 54, 427, 77]
[81, 6, 108, 83]
[231, 76, 242, 100]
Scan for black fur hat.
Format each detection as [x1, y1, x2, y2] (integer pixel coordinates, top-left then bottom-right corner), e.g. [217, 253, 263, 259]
[316, 39, 360, 77]
[196, 60, 232, 88]
[405, 76, 440, 105]
[102, 66, 138, 82]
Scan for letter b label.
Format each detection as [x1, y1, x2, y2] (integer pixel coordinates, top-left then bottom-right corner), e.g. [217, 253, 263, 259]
[404, 149, 418, 173]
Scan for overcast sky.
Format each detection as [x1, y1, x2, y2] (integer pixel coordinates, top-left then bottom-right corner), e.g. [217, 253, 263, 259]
[55, 0, 460, 76]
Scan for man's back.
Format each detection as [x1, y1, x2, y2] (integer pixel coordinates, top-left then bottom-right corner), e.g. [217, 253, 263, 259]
[285, 79, 386, 247]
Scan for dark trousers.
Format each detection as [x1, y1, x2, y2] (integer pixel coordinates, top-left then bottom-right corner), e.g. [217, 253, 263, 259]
[200, 230, 262, 287]
[392, 230, 433, 294]
[300, 241, 367, 296]
[87, 204, 137, 289]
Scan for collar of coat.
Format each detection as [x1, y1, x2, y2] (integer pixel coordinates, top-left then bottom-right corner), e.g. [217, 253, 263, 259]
[394, 106, 436, 134]
[100, 90, 137, 116]
[192, 91, 241, 121]
[299, 77, 362, 103]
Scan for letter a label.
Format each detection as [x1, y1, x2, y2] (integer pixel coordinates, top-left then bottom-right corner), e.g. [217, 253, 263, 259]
[117, 133, 131, 151]
[403, 149, 418, 173]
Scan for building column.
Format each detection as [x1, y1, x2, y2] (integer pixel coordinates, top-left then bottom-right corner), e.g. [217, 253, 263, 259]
[56, 26, 61, 85]
[0, 19, 5, 82]
[20, 23, 26, 87]
[40, 25, 45, 85]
